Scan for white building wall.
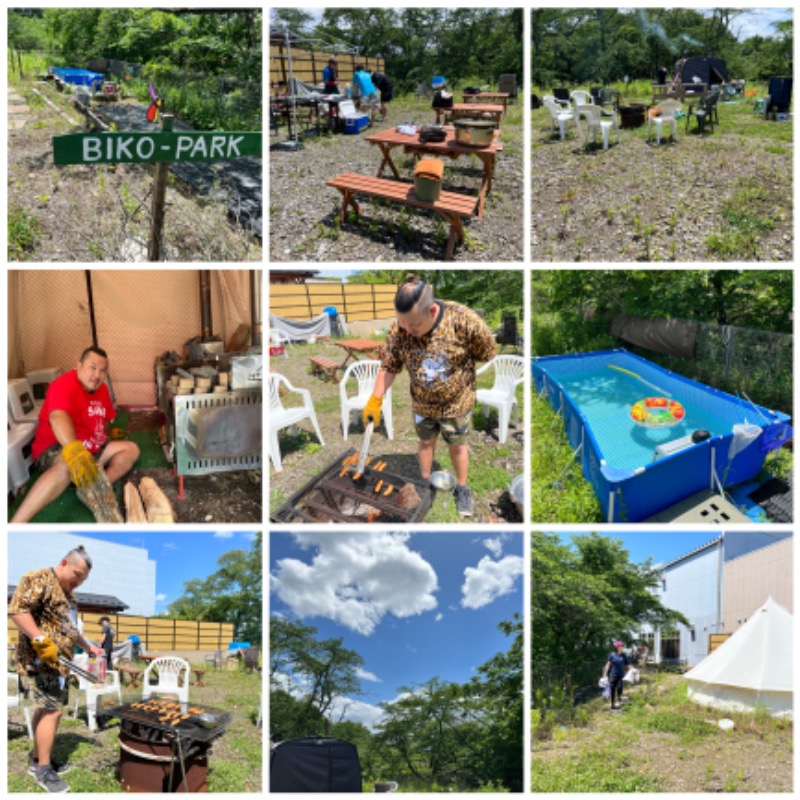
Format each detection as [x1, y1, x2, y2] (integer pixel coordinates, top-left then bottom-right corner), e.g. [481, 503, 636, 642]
[643, 540, 722, 666]
[8, 532, 156, 617]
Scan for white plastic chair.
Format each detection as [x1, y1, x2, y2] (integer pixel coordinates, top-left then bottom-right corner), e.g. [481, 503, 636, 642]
[576, 104, 619, 151]
[8, 672, 33, 739]
[269, 373, 325, 472]
[570, 90, 593, 123]
[73, 669, 122, 732]
[648, 99, 681, 144]
[543, 98, 573, 140]
[269, 329, 290, 357]
[475, 355, 525, 444]
[339, 360, 393, 441]
[142, 656, 190, 705]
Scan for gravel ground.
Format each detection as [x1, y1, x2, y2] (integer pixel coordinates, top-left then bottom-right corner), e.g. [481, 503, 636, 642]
[269, 96, 524, 262]
[269, 340, 524, 524]
[531, 102, 793, 262]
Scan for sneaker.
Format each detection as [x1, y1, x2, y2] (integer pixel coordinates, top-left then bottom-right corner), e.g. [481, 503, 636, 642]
[455, 485, 473, 518]
[28, 753, 72, 776]
[33, 765, 70, 793]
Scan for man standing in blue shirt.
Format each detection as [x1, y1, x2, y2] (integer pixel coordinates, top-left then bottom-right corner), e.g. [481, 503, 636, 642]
[353, 63, 379, 126]
[603, 639, 631, 710]
[322, 58, 339, 94]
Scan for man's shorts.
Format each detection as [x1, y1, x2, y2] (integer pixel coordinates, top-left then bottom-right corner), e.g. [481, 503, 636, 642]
[414, 412, 471, 445]
[34, 442, 107, 473]
[360, 92, 379, 107]
[19, 672, 70, 711]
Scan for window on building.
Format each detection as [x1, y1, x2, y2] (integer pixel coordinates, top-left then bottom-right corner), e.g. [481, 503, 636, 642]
[660, 628, 681, 661]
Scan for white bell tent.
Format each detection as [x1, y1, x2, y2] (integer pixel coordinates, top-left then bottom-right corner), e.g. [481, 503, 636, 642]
[685, 596, 793, 718]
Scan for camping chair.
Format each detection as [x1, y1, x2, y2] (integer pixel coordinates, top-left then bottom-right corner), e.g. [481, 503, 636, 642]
[73, 669, 122, 732]
[498, 73, 517, 99]
[269, 373, 325, 472]
[8, 673, 33, 739]
[204, 650, 223, 670]
[576, 104, 619, 151]
[475, 355, 525, 444]
[647, 99, 681, 144]
[270, 329, 291, 357]
[142, 656, 190, 705]
[553, 87, 570, 105]
[569, 90, 593, 118]
[543, 98, 573, 140]
[497, 314, 521, 352]
[339, 360, 393, 441]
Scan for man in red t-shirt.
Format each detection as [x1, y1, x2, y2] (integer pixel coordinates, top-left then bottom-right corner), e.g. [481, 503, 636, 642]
[11, 346, 140, 523]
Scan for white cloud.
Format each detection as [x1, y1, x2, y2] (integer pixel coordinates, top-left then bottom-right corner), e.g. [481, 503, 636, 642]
[242, 532, 257, 542]
[356, 667, 381, 683]
[330, 696, 386, 730]
[462, 555, 524, 609]
[435, 613, 444, 622]
[162, 542, 179, 552]
[214, 531, 235, 539]
[483, 534, 509, 558]
[155, 593, 167, 602]
[271, 532, 438, 635]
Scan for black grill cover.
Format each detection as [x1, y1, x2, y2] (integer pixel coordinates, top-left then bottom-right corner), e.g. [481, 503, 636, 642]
[270, 737, 362, 793]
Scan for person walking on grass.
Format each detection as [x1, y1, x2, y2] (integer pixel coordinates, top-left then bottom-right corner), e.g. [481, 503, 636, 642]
[352, 63, 379, 126]
[362, 275, 497, 518]
[604, 639, 631, 710]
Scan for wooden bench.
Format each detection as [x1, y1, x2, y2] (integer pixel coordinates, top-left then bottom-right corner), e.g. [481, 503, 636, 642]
[309, 355, 341, 382]
[326, 173, 478, 261]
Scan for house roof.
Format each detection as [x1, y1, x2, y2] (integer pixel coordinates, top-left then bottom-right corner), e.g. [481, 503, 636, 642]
[8, 585, 129, 612]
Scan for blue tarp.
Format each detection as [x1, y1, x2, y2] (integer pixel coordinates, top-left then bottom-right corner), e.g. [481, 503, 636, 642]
[51, 67, 104, 90]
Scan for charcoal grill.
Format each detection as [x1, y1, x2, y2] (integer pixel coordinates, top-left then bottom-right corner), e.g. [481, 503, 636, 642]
[104, 701, 231, 793]
[271, 449, 433, 523]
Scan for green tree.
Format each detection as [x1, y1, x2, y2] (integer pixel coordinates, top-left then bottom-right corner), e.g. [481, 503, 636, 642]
[531, 532, 688, 692]
[166, 533, 262, 643]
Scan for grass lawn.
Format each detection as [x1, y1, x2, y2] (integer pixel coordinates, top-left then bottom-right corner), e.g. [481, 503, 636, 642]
[270, 338, 524, 523]
[8, 664, 262, 793]
[531, 81, 793, 262]
[533, 670, 793, 792]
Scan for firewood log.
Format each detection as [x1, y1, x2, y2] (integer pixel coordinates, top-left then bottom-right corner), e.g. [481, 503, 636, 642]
[124, 482, 147, 523]
[139, 477, 176, 523]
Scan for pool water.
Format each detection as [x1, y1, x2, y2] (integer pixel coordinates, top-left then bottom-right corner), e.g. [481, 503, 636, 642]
[558, 368, 734, 470]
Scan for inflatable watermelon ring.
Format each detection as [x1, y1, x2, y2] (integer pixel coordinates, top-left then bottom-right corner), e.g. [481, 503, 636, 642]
[630, 397, 685, 428]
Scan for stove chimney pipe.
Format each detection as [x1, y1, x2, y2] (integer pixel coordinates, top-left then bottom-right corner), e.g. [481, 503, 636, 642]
[250, 270, 262, 347]
[199, 270, 213, 340]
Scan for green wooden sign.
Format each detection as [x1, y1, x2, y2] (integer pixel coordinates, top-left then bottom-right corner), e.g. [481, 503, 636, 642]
[53, 130, 262, 165]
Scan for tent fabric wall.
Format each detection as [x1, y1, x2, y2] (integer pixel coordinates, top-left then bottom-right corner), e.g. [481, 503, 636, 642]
[685, 597, 793, 718]
[10, 270, 254, 406]
[270, 737, 362, 792]
[681, 57, 728, 86]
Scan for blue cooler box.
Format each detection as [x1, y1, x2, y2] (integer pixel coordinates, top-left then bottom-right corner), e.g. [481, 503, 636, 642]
[344, 114, 369, 134]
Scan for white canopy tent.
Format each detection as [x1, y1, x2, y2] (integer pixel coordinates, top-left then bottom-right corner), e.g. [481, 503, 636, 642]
[685, 596, 793, 718]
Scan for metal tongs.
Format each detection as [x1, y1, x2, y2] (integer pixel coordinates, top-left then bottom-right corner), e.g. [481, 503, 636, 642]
[59, 655, 100, 684]
[354, 417, 375, 480]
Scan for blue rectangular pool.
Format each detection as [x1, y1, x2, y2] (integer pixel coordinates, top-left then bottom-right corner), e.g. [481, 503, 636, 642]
[533, 349, 791, 522]
[51, 67, 104, 90]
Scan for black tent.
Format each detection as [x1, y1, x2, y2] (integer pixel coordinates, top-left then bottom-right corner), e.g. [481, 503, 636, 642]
[680, 57, 728, 86]
[270, 737, 363, 793]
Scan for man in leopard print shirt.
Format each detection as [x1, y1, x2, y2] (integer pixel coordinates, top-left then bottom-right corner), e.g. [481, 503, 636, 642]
[9, 545, 104, 793]
[363, 276, 496, 517]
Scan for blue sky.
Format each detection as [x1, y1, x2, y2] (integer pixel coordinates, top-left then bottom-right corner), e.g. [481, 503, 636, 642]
[70, 530, 257, 613]
[553, 532, 721, 567]
[270, 531, 523, 729]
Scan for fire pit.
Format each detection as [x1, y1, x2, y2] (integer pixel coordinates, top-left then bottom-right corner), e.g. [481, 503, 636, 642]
[271, 449, 434, 523]
[618, 104, 647, 128]
[104, 700, 231, 793]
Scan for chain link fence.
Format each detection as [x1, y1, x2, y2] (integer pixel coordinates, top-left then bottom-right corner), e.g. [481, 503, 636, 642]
[627, 321, 792, 414]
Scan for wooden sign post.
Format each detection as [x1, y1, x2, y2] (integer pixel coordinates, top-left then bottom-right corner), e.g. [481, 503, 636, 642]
[53, 120, 262, 261]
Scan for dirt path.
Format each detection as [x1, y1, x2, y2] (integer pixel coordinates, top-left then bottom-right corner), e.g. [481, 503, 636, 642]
[533, 673, 793, 792]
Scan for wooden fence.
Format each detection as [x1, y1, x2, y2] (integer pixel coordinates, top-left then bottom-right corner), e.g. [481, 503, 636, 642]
[269, 44, 384, 91]
[708, 633, 731, 653]
[270, 283, 396, 322]
[8, 614, 235, 651]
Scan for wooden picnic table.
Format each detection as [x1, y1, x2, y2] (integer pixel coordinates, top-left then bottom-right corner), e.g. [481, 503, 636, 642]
[364, 125, 503, 220]
[116, 664, 143, 688]
[462, 92, 510, 114]
[334, 338, 385, 370]
[435, 103, 504, 126]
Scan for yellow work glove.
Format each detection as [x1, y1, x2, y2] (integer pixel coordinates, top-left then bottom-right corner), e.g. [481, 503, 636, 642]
[62, 440, 99, 489]
[32, 636, 59, 668]
[109, 427, 126, 440]
[362, 394, 383, 428]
